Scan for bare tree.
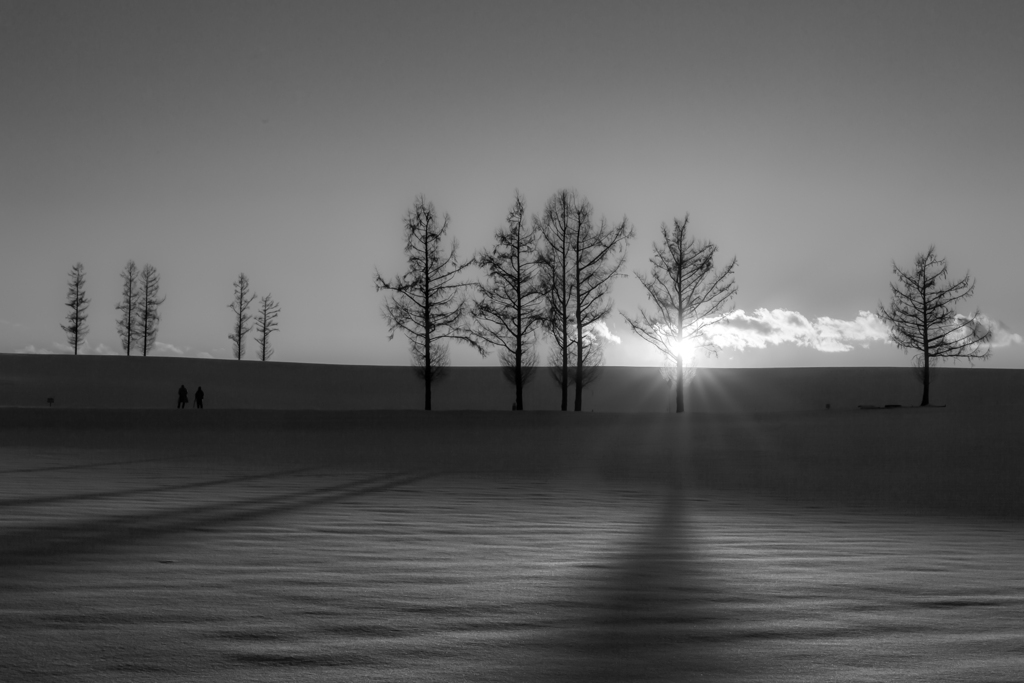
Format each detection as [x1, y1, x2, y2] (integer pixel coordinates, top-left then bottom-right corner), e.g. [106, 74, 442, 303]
[623, 216, 738, 413]
[115, 260, 140, 355]
[877, 245, 991, 406]
[228, 273, 256, 360]
[568, 201, 633, 411]
[61, 262, 89, 355]
[472, 191, 545, 410]
[375, 195, 483, 410]
[254, 293, 280, 361]
[136, 264, 166, 357]
[537, 190, 582, 411]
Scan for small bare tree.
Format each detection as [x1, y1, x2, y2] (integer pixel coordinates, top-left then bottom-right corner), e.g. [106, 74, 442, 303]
[472, 191, 545, 410]
[228, 273, 256, 360]
[61, 262, 89, 355]
[375, 195, 483, 410]
[254, 293, 280, 361]
[136, 264, 166, 357]
[623, 216, 738, 413]
[877, 246, 991, 406]
[115, 260, 140, 355]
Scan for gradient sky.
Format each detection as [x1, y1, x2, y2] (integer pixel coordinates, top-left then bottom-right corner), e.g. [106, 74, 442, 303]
[2, 0, 1022, 368]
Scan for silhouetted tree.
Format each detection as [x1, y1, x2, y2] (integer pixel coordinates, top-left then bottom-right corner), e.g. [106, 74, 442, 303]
[254, 293, 280, 361]
[136, 264, 166, 357]
[623, 216, 737, 413]
[472, 191, 544, 410]
[567, 199, 633, 411]
[60, 262, 89, 355]
[375, 195, 482, 410]
[228, 273, 256, 360]
[114, 260, 140, 355]
[537, 190, 582, 411]
[548, 332, 604, 395]
[878, 246, 991, 406]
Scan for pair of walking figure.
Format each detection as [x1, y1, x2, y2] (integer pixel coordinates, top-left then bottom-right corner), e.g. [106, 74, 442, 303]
[177, 385, 204, 409]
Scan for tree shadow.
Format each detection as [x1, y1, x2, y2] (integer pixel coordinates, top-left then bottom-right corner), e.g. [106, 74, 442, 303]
[524, 486, 738, 682]
[0, 465, 321, 508]
[0, 471, 430, 570]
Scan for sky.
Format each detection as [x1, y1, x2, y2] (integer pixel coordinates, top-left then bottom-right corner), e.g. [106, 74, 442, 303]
[2, 0, 1022, 369]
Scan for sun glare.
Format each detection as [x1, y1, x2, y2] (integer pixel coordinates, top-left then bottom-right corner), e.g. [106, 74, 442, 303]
[668, 336, 697, 366]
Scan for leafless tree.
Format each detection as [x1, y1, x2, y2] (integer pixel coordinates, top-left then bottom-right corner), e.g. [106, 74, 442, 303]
[537, 190, 582, 411]
[472, 191, 545, 410]
[114, 260, 140, 355]
[61, 263, 89, 355]
[538, 189, 632, 411]
[877, 245, 991, 406]
[375, 195, 483, 410]
[254, 293, 280, 361]
[623, 216, 738, 412]
[136, 264, 166, 357]
[567, 200, 633, 411]
[228, 273, 256, 360]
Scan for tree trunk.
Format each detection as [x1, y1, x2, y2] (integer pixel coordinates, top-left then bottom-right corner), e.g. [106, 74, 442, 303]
[574, 323, 583, 412]
[514, 348, 524, 410]
[560, 324, 568, 411]
[920, 353, 930, 407]
[675, 357, 684, 413]
[424, 332, 432, 411]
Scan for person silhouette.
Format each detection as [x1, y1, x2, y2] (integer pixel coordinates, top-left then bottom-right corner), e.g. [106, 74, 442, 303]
[177, 384, 188, 409]
[194, 386, 204, 409]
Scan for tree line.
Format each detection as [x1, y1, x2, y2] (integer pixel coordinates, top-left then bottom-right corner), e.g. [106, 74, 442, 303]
[376, 190, 992, 412]
[60, 264, 280, 360]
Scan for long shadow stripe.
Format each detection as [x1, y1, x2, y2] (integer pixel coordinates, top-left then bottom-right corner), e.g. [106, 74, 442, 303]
[0, 471, 431, 569]
[0, 465, 324, 508]
[0, 451, 203, 475]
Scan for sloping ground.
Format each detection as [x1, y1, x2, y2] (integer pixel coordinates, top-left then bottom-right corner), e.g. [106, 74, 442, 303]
[1, 353, 1021, 412]
[2, 407, 1021, 518]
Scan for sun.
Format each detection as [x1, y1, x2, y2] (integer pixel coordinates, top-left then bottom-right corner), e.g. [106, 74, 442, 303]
[667, 335, 697, 366]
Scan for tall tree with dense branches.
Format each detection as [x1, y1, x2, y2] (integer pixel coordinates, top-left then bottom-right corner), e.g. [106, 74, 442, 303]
[537, 189, 583, 411]
[472, 191, 545, 410]
[254, 293, 280, 361]
[538, 190, 632, 411]
[136, 264, 166, 357]
[878, 245, 991, 406]
[375, 195, 482, 410]
[61, 262, 90, 355]
[114, 260, 140, 355]
[622, 216, 737, 413]
[568, 204, 633, 412]
[228, 273, 256, 360]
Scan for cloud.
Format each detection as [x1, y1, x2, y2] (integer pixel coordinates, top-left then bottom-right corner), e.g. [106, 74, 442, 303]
[14, 345, 54, 354]
[91, 343, 118, 355]
[959, 314, 1023, 350]
[706, 309, 890, 353]
[195, 351, 214, 359]
[153, 341, 184, 355]
[701, 308, 1023, 355]
[586, 320, 621, 344]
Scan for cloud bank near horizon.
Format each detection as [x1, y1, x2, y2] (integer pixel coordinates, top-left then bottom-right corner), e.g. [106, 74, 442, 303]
[704, 308, 1022, 354]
